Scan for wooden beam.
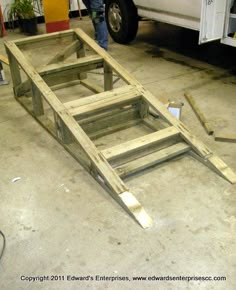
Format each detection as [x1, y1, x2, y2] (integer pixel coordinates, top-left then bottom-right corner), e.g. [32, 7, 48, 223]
[102, 126, 179, 161]
[80, 79, 103, 93]
[104, 62, 113, 91]
[47, 40, 82, 64]
[76, 40, 87, 80]
[5, 48, 22, 96]
[0, 54, 9, 65]
[31, 82, 44, 116]
[75, 28, 141, 86]
[184, 92, 214, 135]
[39, 55, 103, 78]
[14, 29, 74, 47]
[88, 119, 141, 140]
[116, 142, 190, 178]
[214, 132, 236, 143]
[65, 85, 141, 118]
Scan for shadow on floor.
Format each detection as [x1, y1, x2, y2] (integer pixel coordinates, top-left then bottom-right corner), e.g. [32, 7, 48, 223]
[135, 21, 236, 73]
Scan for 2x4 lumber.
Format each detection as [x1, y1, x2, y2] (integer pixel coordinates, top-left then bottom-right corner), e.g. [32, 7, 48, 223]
[31, 82, 44, 116]
[39, 55, 103, 78]
[75, 28, 141, 87]
[143, 115, 169, 131]
[102, 126, 179, 161]
[89, 119, 141, 140]
[141, 88, 236, 183]
[104, 62, 113, 91]
[65, 85, 141, 117]
[214, 132, 236, 143]
[0, 54, 9, 65]
[80, 106, 139, 136]
[76, 40, 87, 80]
[184, 92, 214, 135]
[6, 50, 22, 96]
[47, 40, 81, 64]
[80, 79, 103, 94]
[5, 41, 152, 228]
[54, 112, 73, 144]
[64, 85, 137, 109]
[13, 29, 74, 47]
[115, 142, 190, 178]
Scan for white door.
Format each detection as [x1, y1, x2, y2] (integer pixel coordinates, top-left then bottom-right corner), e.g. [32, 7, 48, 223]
[199, 0, 228, 43]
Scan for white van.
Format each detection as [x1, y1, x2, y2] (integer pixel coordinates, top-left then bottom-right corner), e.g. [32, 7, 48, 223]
[105, 0, 236, 47]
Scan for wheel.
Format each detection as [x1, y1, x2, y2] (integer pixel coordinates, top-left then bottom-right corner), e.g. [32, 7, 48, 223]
[105, 0, 138, 44]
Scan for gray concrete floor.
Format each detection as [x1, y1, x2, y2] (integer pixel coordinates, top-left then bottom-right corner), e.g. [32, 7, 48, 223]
[0, 17, 236, 290]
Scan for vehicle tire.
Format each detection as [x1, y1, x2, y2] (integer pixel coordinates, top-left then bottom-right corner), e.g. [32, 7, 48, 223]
[105, 0, 138, 44]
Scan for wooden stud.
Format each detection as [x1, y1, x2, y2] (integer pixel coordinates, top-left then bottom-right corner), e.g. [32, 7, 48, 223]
[76, 40, 87, 80]
[214, 132, 236, 143]
[0, 54, 9, 65]
[80, 79, 103, 93]
[64, 85, 141, 118]
[14, 29, 74, 47]
[47, 40, 81, 64]
[31, 82, 44, 116]
[6, 49, 22, 96]
[54, 112, 73, 144]
[39, 55, 103, 78]
[116, 142, 190, 178]
[104, 61, 113, 91]
[184, 92, 214, 135]
[139, 99, 149, 119]
[102, 126, 179, 161]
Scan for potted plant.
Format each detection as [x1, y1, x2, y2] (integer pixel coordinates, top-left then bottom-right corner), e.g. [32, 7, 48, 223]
[8, 0, 38, 35]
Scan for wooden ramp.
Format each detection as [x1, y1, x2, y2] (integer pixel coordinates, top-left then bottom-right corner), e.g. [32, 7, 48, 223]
[5, 29, 236, 228]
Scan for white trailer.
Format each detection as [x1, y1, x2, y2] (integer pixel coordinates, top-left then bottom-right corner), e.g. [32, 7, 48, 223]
[105, 0, 236, 47]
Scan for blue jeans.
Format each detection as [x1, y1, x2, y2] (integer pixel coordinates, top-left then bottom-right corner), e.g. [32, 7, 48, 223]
[82, 0, 108, 50]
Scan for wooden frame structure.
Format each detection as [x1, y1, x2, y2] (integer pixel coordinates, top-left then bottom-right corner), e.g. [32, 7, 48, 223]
[5, 28, 236, 228]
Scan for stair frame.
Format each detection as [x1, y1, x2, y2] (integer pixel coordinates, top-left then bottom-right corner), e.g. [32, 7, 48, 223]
[5, 28, 236, 229]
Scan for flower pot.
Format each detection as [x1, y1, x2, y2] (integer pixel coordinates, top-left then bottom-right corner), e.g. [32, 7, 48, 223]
[22, 17, 38, 35]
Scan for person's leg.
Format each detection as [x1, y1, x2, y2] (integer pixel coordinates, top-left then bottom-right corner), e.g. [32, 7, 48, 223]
[82, 0, 98, 40]
[89, 0, 108, 50]
[82, 0, 91, 13]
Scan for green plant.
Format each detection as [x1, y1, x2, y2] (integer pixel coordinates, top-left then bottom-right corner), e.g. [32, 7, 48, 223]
[8, 0, 35, 21]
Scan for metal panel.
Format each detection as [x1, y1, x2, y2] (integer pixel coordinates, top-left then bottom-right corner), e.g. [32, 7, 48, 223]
[199, 0, 227, 43]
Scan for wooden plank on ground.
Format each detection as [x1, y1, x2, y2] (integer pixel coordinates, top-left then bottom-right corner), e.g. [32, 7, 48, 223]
[184, 92, 214, 135]
[102, 126, 179, 161]
[115, 142, 190, 178]
[214, 132, 236, 143]
[0, 54, 9, 65]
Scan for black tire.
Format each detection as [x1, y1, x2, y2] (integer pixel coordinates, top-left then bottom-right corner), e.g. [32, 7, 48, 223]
[105, 0, 138, 44]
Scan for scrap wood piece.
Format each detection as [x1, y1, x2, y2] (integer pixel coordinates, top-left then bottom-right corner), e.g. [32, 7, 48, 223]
[0, 54, 9, 65]
[184, 92, 214, 135]
[214, 132, 236, 143]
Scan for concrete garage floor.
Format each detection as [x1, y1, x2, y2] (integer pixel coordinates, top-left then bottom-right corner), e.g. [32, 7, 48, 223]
[0, 17, 236, 290]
